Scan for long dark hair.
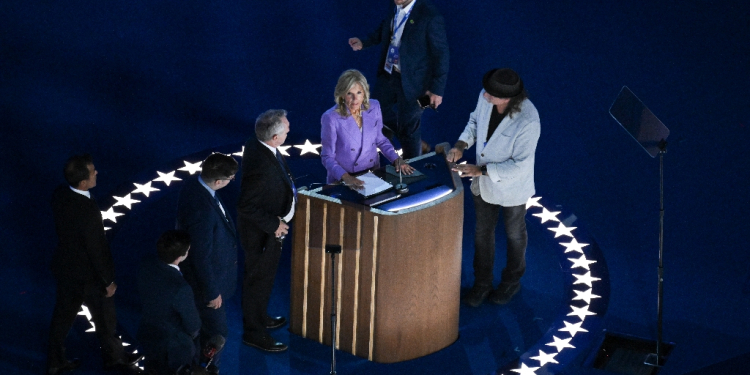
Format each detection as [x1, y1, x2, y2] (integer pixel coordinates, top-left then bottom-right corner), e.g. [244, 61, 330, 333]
[505, 88, 529, 119]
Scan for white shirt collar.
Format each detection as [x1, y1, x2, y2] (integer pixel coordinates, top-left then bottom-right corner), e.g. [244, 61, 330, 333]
[259, 139, 278, 155]
[398, 0, 417, 13]
[69, 185, 91, 199]
[198, 175, 215, 197]
[168, 264, 181, 272]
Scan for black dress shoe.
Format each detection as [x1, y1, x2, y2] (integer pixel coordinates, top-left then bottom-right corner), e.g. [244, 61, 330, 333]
[462, 283, 492, 307]
[489, 283, 521, 305]
[265, 315, 287, 329]
[242, 334, 288, 353]
[47, 358, 81, 375]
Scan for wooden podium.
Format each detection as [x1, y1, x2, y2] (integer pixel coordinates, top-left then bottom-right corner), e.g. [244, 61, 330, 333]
[289, 150, 464, 363]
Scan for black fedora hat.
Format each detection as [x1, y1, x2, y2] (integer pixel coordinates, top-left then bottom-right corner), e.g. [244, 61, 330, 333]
[482, 68, 523, 98]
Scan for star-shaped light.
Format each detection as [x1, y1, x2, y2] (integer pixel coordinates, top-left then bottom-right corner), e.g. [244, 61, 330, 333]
[233, 146, 245, 157]
[559, 320, 589, 337]
[293, 139, 321, 155]
[112, 194, 140, 210]
[568, 254, 597, 270]
[526, 196, 542, 209]
[548, 222, 576, 238]
[178, 160, 202, 175]
[510, 362, 540, 375]
[560, 238, 589, 254]
[132, 182, 160, 197]
[529, 349, 559, 366]
[532, 207, 561, 223]
[568, 304, 597, 320]
[153, 170, 182, 186]
[104, 227, 111, 231]
[546, 335, 575, 352]
[278, 145, 291, 156]
[572, 271, 601, 287]
[572, 288, 601, 304]
[101, 207, 125, 223]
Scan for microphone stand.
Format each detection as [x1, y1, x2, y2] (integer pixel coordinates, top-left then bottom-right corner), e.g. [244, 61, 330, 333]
[394, 158, 408, 194]
[325, 244, 342, 375]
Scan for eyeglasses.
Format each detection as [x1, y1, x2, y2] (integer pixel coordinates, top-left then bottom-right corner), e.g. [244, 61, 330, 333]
[221, 175, 236, 181]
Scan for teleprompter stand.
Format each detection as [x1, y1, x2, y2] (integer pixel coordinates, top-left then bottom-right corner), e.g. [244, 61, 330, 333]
[609, 86, 671, 368]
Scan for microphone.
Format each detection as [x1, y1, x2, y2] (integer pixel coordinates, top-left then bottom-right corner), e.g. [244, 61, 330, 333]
[395, 158, 408, 194]
[202, 335, 226, 366]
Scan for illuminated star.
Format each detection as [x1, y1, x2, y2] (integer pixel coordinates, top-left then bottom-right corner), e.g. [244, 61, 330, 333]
[546, 335, 575, 352]
[548, 222, 576, 238]
[104, 227, 111, 231]
[112, 194, 140, 210]
[568, 304, 597, 320]
[233, 146, 245, 157]
[132, 182, 160, 197]
[560, 238, 589, 254]
[572, 271, 601, 287]
[559, 320, 589, 337]
[294, 139, 321, 155]
[178, 160, 202, 175]
[153, 170, 182, 186]
[510, 362, 540, 375]
[278, 145, 292, 156]
[526, 196, 542, 209]
[568, 254, 597, 270]
[572, 288, 601, 304]
[532, 207, 561, 223]
[530, 349, 559, 366]
[101, 207, 125, 223]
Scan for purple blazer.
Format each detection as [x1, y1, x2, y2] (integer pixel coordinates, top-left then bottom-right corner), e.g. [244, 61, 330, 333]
[321, 99, 399, 184]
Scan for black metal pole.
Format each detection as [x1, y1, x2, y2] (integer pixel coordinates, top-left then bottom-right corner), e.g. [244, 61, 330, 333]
[655, 148, 665, 365]
[330, 252, 337, 375]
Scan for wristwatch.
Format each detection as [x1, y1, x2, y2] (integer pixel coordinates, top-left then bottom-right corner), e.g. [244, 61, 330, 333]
[480, 165, 487, 175]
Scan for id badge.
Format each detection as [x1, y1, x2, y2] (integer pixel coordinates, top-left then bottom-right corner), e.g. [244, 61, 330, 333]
[384, 44, 400, 74]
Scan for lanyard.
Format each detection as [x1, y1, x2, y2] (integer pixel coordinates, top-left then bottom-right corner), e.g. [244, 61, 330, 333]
[391, 5, 412, 41]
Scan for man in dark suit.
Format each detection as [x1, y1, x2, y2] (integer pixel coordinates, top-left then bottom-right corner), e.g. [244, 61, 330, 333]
[349, 0, 450, 159]
[47, 154, 143, 375]
[137, 230, 201, 374]
[176, 153, 239, 371]
[237, 109, 295, 352]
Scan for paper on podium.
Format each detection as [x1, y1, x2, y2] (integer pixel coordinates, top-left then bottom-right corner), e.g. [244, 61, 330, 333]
[357, 172, 392, 197]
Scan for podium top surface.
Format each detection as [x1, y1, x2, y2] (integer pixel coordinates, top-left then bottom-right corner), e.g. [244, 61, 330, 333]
[304, 151, 462, 214]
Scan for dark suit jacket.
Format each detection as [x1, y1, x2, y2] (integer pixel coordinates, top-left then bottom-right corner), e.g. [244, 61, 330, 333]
[176, 177, 239, 304]
[137, 257, 200, 370]
[236, 138, 294, 239]
[51, 184, 115, 287]
[362, 0, 450, 100]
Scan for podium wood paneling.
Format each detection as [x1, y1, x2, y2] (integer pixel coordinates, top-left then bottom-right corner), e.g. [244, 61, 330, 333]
[290, 190, 463, 363]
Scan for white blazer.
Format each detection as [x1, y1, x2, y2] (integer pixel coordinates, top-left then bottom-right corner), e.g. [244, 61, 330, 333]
[458, 90, 541, 207]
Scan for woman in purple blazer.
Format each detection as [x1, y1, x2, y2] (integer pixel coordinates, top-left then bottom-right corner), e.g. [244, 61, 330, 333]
[321, 69, 414, 187]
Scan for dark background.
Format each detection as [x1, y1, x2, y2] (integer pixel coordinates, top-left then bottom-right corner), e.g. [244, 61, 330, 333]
[1, 0, 749, 374]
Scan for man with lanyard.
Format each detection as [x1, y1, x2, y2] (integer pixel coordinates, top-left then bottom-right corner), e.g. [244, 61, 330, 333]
[348, 0, 449, 160]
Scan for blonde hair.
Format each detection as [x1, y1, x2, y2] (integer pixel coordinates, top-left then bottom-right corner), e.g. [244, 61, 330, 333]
[334, 69, 371, 118]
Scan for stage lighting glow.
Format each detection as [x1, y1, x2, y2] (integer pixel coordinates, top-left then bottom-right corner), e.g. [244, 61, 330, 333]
[547, 222, 576, 238]
[567, 304, 597, 320]
[546, 335, 575, 352]
[572, 288, 601, 304]
[113, 194, 140, 210]
[132, 182, 160, 197]
[568, 254, 597, 270]
[510, 363, 540, 375]
[529, 350, 558, 366]
[178, 160, 202, 175]
[294, 140, 321, 155]
[153, 171, 181, 186]
[532, 207, 561, 223]
[101, 207, 124, 223]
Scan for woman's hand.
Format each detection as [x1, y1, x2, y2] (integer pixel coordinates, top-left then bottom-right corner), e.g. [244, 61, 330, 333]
[341, 173, 365, 189]
[394, 158, 415, 175]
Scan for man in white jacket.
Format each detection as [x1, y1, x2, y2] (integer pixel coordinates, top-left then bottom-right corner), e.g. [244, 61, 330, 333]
[447, 68, 541, 307]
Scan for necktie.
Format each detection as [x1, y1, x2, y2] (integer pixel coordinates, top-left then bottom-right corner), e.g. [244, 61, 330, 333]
[213, 194, 228, 222]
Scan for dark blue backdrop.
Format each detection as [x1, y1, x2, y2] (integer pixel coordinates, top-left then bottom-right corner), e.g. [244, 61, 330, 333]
[1, 1, 749, 374]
